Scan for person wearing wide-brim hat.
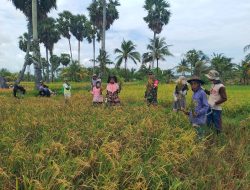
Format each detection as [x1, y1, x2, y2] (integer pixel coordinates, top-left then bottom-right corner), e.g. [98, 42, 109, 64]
[173, 76, 189, 112]
[186, 76, 209, 138]
[204, 70, 227, 134]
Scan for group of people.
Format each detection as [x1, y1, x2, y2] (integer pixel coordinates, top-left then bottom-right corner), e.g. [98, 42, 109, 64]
[12, 69, 227, 137]
[171, 70, 227, 137]
[62, 74, 121, 106]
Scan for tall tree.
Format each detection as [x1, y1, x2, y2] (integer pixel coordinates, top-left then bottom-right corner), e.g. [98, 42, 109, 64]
[70, 14, 91, 65]
[60, 60, 88, 82]
[210, 53, 234, 81]
[142, 37, 172, 74]
[144, 0, 171, 38]
[18, 33, 33, 79]
[88, 24, 101, 73]
[60, 53, 71, 68]
[57, 11, 73, 60]
[143, 0, 171, 68]
[244, 44, 250, 61]
[39, 17, 60, 81]
[176, 59, 190, 76]
[114, 40, 141, 81]
[10, 0, 57, 84]
[50, 55, 61, 82]
[184, 49, 209, 76]
[88, 0, 120, 73]
[32, 0, 43, 88]
[88, 0, 120, 45]
[96, 49, 113, 75]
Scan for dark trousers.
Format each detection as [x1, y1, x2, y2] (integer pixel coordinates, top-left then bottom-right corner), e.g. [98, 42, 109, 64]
[207, 108, 222, 133]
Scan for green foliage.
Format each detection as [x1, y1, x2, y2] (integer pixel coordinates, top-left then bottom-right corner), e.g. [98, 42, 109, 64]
[143, 37, 172, 73]
[60, 61, 88, 82]
[87, 0, 120, 31]
[114, 40, 141, 81]
[143, 0, 171, 35]
[184, 49, 209, 77]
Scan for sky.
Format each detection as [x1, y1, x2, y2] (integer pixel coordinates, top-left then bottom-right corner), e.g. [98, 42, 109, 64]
[0, 0, 250, 73]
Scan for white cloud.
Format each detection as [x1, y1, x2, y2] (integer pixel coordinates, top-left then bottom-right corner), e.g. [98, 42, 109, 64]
[1, 0, 250, 72]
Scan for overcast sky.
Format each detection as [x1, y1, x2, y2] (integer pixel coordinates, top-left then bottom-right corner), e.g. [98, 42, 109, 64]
[1, 0, 250, 72]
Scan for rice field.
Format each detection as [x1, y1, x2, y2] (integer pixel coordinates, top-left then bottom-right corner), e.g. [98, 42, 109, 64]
[0, 82, 249, 190]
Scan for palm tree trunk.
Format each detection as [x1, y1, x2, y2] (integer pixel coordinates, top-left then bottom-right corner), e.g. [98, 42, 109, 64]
[152, 32, 156, 68]
[102, 0, 106, 52]
[78, 40, 80, 65]
[46, 48, 50, 82]
[156, 58, 159, 74]
[17, 19, 32, 84]
[93, 35, 96, 73]
[125, 58, 128, 82]
[32, 0, 42, 89]
[68, 38, 73, 61]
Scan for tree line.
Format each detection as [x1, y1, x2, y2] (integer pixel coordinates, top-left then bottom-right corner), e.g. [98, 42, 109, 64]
[5, 0, 250, 85]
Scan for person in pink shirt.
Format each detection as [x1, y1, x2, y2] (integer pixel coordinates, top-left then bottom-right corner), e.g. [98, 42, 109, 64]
[91, 81, 103, 105]
[106, 75, 120, 106]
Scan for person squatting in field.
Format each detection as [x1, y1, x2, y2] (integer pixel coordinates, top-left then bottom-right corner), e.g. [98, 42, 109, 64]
[145, 71, 159, 106]
[91, 81, 103, 105]
[13, 82, 26, 98]
[63, 79, 71, 103]
[204, 70, 227, 134]
[106, 75, 121, 106]
[38, 81, 51, 97]
[173, 76, 189, 112]
[186, 76, 209, 138]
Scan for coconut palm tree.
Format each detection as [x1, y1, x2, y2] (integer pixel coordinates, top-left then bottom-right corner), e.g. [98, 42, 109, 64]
[244, 44, 250, 61]
[176, 59, 190, 76]
[10, 0, 57, 85]
[184, 49, 209, 76]
[57, 11, 73, 60]
[114, 40, 141, 81]
[60, 60, 88, 82]
[39, 17, 60, 81]
[96, 49, 113, 75]
[143, 37, 172, 74]
[210, 53, 234, 81]
[70, 14, 91, 65]
[143, 0, 171, 68]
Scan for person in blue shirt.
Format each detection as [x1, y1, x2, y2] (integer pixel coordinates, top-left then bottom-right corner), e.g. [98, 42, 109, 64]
[187, 76, 209, 138]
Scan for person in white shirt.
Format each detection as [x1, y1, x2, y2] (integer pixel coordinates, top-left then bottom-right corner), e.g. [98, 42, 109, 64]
[63, 79, 71, 103]
[205, 70, 227, 134]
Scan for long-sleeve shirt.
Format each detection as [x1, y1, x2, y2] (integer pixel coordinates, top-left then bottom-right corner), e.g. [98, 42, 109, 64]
[189, 88, 209, 125]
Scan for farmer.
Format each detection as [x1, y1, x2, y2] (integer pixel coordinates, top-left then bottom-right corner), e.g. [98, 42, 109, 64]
[91, 74, 101, 90]
[144, 71, 158, 106]
[205, 70, 227, 134]
[38, 81, 50, 97]
[186, 76, 209, 138]
[91, 81, 103, 105]
[63, 79, 71, 103]
[106, 75, 120, 106]
[13, 82, 26, 98]
[173, 76, 189, 112]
